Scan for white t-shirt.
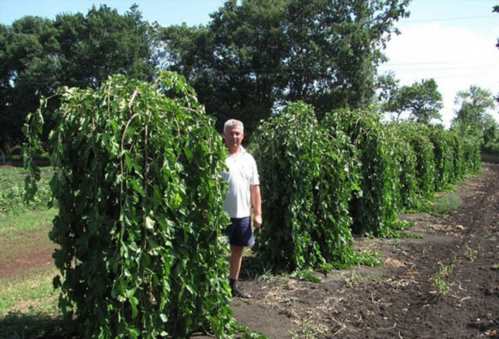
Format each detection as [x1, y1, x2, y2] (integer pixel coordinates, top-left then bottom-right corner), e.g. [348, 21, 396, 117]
[223, 147, 260, 218]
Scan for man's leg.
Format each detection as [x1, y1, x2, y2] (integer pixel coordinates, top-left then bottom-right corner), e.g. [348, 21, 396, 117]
[230, 245, 244, 280]
[229, 245, 251, 298]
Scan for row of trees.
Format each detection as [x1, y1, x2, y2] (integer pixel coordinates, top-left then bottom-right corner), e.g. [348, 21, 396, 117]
[24, 72, 482, 336]
[162, 0, 410, 133]
[250, 101, 481, 272]
[382, 78, 498, 151]
[2, 0, 410, 143]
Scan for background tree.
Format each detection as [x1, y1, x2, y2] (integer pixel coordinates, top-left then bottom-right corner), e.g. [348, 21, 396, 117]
[376, 72, 401, 119]
[382, 78, 443, 124]
[162, 0, 289, 135]
[161, 0, 410, 135]
[0, 23, 12, 149]
[482, 114, 499, 152]
[0, 5, 156, 149]
[0, 16, 60, 148]
[54, 5, 155, 88]
[451, 85, 496, 142]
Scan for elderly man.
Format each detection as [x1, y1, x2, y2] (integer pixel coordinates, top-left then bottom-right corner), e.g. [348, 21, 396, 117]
[222, 119, 262, 299]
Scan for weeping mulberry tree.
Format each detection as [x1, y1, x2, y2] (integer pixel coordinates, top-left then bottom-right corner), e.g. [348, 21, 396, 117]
[323, 109, 399, 236]
[250, 102, 360, 271]
[396, 123, 436, 202]
[24, 72, 234, 338]
[386, 123, 419, 210]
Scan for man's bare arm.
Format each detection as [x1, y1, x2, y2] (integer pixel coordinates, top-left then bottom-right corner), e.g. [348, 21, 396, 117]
[250, 184, 262, 228]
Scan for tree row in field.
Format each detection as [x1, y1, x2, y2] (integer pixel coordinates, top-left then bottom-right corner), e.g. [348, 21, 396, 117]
[24, 70, 481, 338]
[251, 102, 480, 272]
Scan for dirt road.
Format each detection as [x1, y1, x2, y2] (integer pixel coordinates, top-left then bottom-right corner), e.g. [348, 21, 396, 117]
[233, 163, 499, 338]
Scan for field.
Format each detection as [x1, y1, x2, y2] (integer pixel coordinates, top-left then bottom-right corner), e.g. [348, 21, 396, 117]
[0, 164, 498, 338]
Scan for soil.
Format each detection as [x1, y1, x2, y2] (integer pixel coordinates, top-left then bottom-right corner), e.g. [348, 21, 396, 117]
[0, 227, 55, 280]
[231, 163, 499, 338]
[1, 164, 498, 339]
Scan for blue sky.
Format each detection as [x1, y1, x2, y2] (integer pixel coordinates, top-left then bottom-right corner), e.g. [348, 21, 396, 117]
[0, 0, 226, 26]
[1, 0, 498, 125]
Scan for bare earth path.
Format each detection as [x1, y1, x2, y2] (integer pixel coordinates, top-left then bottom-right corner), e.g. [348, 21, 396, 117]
[232, 163, 499, 338]
[1, 164, 498, 338]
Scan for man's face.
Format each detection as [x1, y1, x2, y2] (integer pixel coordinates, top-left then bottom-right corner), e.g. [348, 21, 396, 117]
[224, 126, 244, 151]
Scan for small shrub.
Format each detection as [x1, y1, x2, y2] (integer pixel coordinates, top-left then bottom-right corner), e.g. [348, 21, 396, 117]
[432, 192, 462, 215]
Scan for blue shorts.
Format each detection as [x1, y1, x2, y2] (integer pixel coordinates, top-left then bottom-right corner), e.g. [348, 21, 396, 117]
[227, 217, 255, 247]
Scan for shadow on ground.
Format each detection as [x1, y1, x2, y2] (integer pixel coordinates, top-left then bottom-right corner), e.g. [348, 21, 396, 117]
[0, 312, 75, 339]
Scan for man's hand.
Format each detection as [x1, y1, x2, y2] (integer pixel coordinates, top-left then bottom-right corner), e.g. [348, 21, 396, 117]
[253, 214, 262, 229]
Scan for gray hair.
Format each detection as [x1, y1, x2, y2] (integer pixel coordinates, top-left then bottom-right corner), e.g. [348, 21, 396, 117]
[223, 119, 244, 134]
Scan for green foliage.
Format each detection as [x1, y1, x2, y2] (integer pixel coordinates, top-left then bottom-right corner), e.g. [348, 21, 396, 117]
[451, 86, 497, 163]
[431, 263, 454, 296]
[447, 131, 465, 182]
[462, 136, 482, 173]
[382, 78, 443, 124]
[386, 124, 419, 210]
[427, 127, 454, 191]
[24, 72, 234, 338]
[397, 123, 435, 201]
[388, 121, 480, 214]
[250, 102, 359, 271]
[432, 192, 462, 215]
[0, 166, 52, 216]
[323, 109, 399, 237]
[290, 269, 322, 283]
[452, 86, 495, 140]
[162, 0, 410, 135]
[1, 5, 156, 147]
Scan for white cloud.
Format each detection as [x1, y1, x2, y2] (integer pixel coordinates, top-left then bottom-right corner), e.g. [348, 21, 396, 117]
[379, 23, 499, 127]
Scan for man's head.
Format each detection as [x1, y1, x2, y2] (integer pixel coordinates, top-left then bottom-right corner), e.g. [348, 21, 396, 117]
[223, 119, 244, 154]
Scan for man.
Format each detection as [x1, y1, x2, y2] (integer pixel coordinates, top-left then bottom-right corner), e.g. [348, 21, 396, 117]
[222, 119, 262, 299]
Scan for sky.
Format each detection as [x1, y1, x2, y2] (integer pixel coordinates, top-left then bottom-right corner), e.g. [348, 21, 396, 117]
[1, 0, 498, 127]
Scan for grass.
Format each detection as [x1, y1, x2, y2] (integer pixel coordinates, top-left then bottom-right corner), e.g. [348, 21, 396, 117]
[0, 269, 59, 316]
[0, 166, 52, 191]
[0, 167, 60, 338]
[0, 208, 57, 238]
[431, 262, 454, 296]
[431, 191, 462, 215]
[0, 165, 53, 216]
[0, 269, 64, 339]
[0, 207, 56, 269]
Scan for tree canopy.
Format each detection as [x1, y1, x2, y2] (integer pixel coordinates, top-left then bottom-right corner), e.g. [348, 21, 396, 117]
[161, 0, 410, 135]
[452, 85, 496, 142]
[381, 78, 443, 124]
[0, 5, 156, 148]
